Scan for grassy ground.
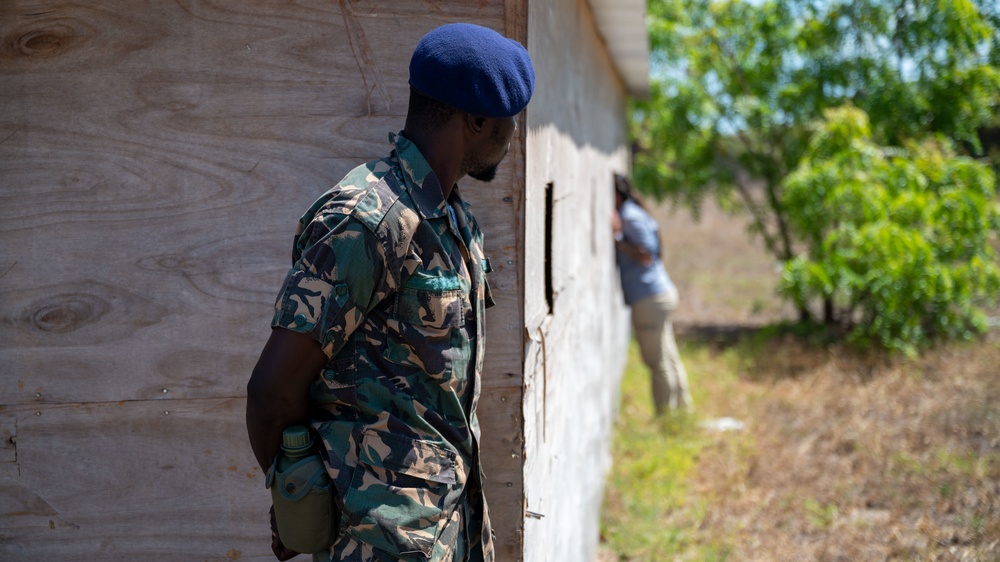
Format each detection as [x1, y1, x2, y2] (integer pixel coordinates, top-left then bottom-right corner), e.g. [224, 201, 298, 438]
[599, 198, 1000, 561]
[600, 333, 1000, 561]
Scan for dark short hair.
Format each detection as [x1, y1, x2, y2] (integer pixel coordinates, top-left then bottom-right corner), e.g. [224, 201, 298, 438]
[614, 174, 633, 200]
[614, 174, 647, 209]
[407, 87, 459, 131]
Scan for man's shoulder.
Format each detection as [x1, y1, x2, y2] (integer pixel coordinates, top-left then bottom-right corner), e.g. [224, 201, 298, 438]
[310, 158, 395, 213]
[620, 199, 643, 215]
[310, 157, 425, 248]
[301, 158, 409, 228]
[620, 200, 653, 225]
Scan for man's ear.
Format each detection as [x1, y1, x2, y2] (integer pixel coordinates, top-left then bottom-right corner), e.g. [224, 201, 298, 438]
[465, 113, 486, 135]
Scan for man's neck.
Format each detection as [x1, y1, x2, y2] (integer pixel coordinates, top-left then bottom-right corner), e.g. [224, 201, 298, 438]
[402, 123, 464, 201]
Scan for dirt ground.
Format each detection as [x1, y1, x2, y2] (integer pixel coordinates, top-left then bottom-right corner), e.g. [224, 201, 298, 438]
[608, 197, 1000, 561]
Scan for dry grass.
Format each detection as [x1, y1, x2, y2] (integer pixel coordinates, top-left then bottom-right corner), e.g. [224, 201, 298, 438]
[689, 334, 1000, 562]
[600, 198, 1000, 561]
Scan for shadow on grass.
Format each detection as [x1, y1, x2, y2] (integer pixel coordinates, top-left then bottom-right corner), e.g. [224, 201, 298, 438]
[675, 321, 901, 383]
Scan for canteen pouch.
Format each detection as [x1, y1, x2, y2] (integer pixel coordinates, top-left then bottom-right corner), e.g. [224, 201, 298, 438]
[266, 454, 339, 554]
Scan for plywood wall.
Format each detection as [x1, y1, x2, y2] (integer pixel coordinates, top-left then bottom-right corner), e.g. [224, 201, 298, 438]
[521, 0, 634, 560]
[0, 1, 527, 559]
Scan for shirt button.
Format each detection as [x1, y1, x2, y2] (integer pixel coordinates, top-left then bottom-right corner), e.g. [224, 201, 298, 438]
[293, 313, 307, 326]
[336, 285, 348, 297]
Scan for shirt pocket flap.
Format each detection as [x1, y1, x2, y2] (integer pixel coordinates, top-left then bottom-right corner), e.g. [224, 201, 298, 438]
[359, 429, 457, 485]
[403, 270, 462, 292]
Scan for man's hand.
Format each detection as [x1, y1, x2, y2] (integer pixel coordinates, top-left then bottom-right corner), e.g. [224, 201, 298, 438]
[270, 505, 301, 561]
[618, 240, 654, 266]
[611, 207, 623, 235]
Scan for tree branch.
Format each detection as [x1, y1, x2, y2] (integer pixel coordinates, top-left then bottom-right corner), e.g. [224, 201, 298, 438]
[732, 172, 781, 260]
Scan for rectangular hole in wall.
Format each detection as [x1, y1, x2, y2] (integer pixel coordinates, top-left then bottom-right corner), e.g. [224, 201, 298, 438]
[544, 182, 554, 315]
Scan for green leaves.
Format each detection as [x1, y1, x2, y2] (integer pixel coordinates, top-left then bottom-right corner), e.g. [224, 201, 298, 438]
[779, 106, 1000, 354]
[637, 0, 1000, 352]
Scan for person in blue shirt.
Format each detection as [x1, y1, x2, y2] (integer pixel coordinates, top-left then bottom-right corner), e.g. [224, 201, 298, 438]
[611, 174, 693, 413]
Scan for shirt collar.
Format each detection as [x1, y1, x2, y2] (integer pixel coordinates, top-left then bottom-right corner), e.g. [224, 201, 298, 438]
[389, 131, 461, 220]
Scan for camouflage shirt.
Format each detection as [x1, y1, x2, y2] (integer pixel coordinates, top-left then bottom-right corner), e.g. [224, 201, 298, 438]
[271, 132, 495, 561]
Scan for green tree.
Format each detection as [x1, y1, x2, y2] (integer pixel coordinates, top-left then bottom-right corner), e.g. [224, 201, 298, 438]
[634, 0, 1000, 340]
[780, 106, 1000, 355]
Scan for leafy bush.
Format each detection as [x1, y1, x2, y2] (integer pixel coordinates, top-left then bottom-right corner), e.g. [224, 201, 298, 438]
[781, 106, 1000, 354]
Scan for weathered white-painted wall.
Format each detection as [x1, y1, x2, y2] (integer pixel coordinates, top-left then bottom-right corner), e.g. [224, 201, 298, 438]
[521, 0, 633, 560]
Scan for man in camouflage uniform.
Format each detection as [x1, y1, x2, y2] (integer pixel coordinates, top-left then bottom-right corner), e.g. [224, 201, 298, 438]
[246, 23, 535, 562]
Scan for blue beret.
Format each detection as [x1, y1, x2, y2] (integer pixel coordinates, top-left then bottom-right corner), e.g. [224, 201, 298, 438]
[409, 23, 535, 118]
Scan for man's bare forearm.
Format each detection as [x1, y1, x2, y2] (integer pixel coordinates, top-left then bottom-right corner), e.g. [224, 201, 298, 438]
[246, 328, 328, 472]
[616, 239, 654, 265]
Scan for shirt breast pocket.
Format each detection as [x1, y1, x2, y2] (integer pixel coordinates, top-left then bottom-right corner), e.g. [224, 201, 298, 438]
[394, 269, 466, 327]
[382, 271, 468, 377]
[393, 286, 465, 329]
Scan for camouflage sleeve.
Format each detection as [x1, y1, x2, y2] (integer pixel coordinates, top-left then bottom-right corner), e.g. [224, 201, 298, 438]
[271, 212, 388, 359]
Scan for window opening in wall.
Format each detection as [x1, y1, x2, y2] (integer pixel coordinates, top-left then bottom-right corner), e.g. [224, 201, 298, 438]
[544, 182, 554, 315]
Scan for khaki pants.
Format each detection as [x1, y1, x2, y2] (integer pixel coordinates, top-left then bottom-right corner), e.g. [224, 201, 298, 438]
[631, 288, 692, 413]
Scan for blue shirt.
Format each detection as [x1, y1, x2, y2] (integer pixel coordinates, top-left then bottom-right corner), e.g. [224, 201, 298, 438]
[616, 199, 674, 306]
